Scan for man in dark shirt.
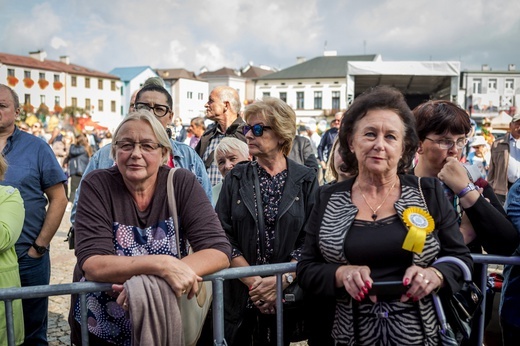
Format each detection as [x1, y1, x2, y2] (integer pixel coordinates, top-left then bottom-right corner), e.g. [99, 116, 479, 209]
[317, 112, 342, 181]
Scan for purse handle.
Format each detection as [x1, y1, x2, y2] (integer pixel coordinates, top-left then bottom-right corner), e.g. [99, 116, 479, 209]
[433, 256, 472, 282]
[167, 168, 182, 259]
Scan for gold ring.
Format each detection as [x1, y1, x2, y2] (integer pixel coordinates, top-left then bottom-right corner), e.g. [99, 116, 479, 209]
[182, 289, 186, 294]
[346, 274, 352, 281]
[123, 303, 128, 308]
[424, 279, 430, 284]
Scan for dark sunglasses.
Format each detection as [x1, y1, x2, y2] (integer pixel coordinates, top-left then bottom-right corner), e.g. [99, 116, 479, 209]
[242, 124, 272, 137]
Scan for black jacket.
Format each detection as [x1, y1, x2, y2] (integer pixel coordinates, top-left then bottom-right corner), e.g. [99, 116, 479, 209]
[65, 145, 90, 176]
[215, 158, 318, 343]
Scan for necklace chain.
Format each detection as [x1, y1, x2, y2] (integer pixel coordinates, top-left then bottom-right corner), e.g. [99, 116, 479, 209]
[359, 177, 398, 221]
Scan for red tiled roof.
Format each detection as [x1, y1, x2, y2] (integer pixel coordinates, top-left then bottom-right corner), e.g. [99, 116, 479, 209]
[0, 52, 119, 80]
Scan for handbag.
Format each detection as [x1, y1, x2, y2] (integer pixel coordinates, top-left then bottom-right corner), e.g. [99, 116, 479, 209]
[167, 168, 213, 346]
[432, 256, 484, 344]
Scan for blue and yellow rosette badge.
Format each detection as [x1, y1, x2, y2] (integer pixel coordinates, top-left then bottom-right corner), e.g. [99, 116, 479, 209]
[402, 207, 435, 254]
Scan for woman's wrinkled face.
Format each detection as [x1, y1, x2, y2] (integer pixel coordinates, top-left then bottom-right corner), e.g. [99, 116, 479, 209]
[114, 120, 166, 185]
[350, 109, 405, 176]
[216, 150, 249, 177]
[245, 113, 282, 159]
[418, 131, 466, 175]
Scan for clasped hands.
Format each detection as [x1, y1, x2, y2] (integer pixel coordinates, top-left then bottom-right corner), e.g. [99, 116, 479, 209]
[336, 265, 442, 303]
[246, 275, 280, 315]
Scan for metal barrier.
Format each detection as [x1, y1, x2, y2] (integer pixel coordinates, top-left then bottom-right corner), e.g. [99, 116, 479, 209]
[0, 255, 519, 346]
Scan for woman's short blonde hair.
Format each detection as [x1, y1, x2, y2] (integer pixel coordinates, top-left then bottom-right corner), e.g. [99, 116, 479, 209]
[0, 154, 7, 181]
[243, 97, 296, 156]
[111, 109, 172, 163]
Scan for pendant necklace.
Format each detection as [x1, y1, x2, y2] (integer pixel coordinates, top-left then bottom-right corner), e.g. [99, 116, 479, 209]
[359, 177, 398, 221]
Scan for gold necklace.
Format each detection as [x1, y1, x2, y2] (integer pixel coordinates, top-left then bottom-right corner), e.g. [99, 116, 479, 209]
[359, 177, 398, 221]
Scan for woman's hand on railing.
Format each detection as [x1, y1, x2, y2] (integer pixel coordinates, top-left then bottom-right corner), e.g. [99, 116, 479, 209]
[113, 284, 129, 310]
[400, 265, 442, 302]
[249, 276, 277, 310]
[335, 265, 372, 301]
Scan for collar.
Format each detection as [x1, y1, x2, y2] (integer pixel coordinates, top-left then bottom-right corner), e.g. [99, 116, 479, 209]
[1, 126, 20, 156]
[169, 140, 185, 159]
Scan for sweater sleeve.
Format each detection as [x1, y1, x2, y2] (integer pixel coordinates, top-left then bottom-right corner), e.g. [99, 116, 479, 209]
[0, 187, 24, 253]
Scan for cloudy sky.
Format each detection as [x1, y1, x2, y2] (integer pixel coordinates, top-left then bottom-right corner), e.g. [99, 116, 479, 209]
[1, 0, 519, 74]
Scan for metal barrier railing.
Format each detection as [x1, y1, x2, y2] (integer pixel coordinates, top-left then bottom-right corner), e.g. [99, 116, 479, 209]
[0, 255, 519, 346]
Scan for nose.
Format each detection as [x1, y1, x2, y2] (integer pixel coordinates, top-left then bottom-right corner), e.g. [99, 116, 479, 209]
[224, 161, 235, 172]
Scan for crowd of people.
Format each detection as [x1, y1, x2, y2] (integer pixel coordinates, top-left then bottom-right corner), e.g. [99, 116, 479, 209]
[2, 80, 520, 346]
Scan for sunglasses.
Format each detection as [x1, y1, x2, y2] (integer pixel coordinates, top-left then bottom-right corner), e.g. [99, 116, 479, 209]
[242, 124, 272, 137]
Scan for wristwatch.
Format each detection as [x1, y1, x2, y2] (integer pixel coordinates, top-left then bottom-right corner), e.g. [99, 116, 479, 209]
[284, 273, 294, 284]
[457, 182, 477, 198]
[32, 242, 48, 255]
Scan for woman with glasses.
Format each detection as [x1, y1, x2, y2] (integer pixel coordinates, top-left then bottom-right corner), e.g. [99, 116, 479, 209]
[69, 110, 231, 345]
[412, 100, 519, 344]
[216, 97, 318, 345]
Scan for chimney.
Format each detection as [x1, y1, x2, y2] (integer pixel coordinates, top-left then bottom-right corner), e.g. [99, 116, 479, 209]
[323, 50, 337, 57]
[509, 64, 516, 71]
[296, 56, 306, 64]
[29, 50, 47, 62]
[60, 56, 70, 65]
[482, 64, 491, 71]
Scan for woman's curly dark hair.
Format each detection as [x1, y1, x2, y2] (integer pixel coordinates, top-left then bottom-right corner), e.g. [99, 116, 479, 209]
[338, 86, 419, 175]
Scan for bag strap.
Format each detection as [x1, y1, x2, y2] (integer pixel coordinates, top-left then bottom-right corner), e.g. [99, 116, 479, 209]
[433, 256, 472, 282]
[167, 168, 182, 259]
[252, 164, 266, 257]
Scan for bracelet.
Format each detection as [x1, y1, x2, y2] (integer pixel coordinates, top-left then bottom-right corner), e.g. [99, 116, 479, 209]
[429, 267, 444, 293]
[457, 183, 477, 198]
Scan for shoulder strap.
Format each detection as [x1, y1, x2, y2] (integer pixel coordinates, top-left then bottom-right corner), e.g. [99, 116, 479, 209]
[167, 168, 181, 258]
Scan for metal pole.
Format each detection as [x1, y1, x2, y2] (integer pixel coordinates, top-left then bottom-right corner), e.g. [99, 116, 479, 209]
[80, 293, 89, 346]
[276, 273, 284, 346]
[5, 300, 14, 346]
[212, 278, 226, 346]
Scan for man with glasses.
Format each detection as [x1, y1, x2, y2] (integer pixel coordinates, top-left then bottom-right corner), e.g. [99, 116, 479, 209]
[195, 86, 246, 186]
[70, 83, 212, 230]
[488, 114, 520, 205]
[317, 111, 343, 182]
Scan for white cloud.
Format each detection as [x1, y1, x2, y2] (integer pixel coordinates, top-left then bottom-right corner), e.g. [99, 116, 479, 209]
[50, 36, 67, 49]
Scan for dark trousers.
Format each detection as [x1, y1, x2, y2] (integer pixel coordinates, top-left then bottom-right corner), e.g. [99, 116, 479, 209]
[501, 318, 520, 346]
[18, 252, 50, 346]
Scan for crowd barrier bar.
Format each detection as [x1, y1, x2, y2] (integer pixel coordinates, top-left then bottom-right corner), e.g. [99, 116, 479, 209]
[1, 256, 519, 346]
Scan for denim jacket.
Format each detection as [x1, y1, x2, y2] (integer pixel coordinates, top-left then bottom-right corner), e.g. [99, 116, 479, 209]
[70, 140, 212, 225]
[501, 180, 520, 327]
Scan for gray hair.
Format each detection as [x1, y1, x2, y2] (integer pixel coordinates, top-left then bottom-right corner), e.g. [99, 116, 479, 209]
[214, 137, 249, 162]
[111, 109, 172, 163]
[0, 84, 20, 110]
[217, 86, 241, 114]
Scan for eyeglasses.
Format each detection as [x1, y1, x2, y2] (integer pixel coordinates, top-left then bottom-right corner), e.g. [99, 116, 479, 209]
[424, 137, 468, 150]
[134, 102, 170, 117]
[242, 124, 272, 137]
[115, 141, 163, 152]
[32, 124, 40, 128]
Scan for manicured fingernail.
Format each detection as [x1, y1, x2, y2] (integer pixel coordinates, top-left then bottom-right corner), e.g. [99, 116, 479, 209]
[249, 286, 253, 290]
[362, 286, 368, 294]
[404, 278, 410, 286]
[359, 292, 365, 299]
[365, 281, 372, 288]
[406, 293, 412, 298]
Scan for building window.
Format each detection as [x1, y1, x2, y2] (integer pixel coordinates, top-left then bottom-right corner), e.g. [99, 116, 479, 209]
[98, 100, 104, 112]
[505, 79, 515, 90]
[314, 91, 322, 109]
[488, 78, 497, 90]
[187, 91, 193, 99]
[472, 79, 482, 94]
[98, 79, 103, 90]
[24, 94, 31, 105]
[54, 74, 60, 82]
[85, 98, 91, 111]
[55, 96, 60, 105]
[296, 92, 304, 109]
[85, 78, 90, 88]
[40, 95, 45, 104]
[332, 91, 340, 110]
[279, 92, 287, 102]
[111, 100, 116, 112]
[7, 69, 14, 77]
[198, 93, 204, 100]
[263, 92, 271, 97]
[24, 71, 31, 79]
[71, 76, 77, 87]
[111, 81, 116, 91]
[39, 72, 45, 80]
[71, 98, 77, 107]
